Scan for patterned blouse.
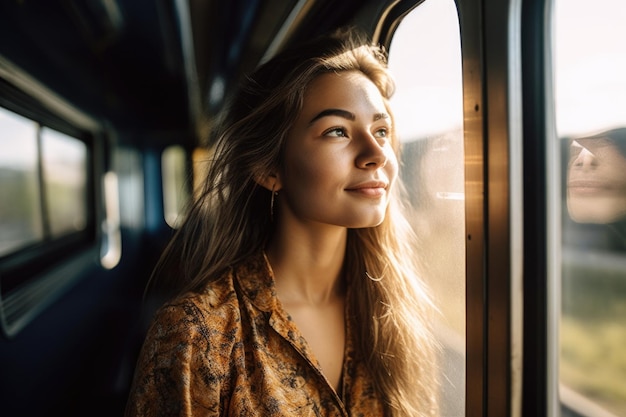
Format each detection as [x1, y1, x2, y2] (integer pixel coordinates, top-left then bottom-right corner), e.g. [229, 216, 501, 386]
[124, 252, 385, 416]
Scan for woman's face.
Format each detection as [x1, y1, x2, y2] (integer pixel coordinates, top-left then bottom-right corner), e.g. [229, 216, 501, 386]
[278, 70, 398, 229]
[567, 136, 626, 223]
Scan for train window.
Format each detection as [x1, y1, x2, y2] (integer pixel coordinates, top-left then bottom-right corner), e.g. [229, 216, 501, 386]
[40, 127, 88, 237]
[0, 103, 94, 336]
[192, 147, 211, 197]
[0, 107, 43, 256]
[101, 170, 122, 270]
[387, 0, 465, 415]
[0, 108, 90, 260]
[162, 145, 189, 228]
[553, 0, 626, 415]
[114, 146, 144, 230]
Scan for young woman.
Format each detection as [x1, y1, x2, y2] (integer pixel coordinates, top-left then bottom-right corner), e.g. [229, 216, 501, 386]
[125, 28, 439, 417]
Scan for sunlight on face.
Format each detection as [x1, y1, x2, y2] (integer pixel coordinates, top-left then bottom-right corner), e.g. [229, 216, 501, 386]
[279, 71, 398, 229]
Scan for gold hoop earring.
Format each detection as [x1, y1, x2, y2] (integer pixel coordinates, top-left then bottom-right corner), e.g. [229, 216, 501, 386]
[365, 264, 388, 282]
[270, 184, 278, 222]
[365, 271, 384, 282]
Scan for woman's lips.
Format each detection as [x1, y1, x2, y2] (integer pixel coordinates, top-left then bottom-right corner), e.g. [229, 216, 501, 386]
[568, 180, 613, 196]
[345, 181, 388, 197]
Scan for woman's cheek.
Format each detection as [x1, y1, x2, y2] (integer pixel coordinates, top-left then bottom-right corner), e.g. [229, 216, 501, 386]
[386, 148, 400, 182]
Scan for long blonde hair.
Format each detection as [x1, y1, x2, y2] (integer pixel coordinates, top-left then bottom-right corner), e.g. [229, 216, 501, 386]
[151, 28, 439, 417]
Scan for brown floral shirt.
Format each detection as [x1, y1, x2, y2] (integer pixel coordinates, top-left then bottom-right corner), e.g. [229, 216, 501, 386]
[125, 252, 385, 416]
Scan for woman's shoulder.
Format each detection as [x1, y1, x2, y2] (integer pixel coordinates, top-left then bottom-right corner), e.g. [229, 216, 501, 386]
[143, 252, 272, 346]
[128, 271, 245, 415]
[158, 269, 239, 322]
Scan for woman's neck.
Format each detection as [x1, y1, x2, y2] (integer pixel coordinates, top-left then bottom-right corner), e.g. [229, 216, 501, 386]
[265, 223, 347, 306]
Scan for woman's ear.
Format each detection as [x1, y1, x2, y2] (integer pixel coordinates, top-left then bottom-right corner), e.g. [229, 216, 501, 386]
[254, 172, 282, 193]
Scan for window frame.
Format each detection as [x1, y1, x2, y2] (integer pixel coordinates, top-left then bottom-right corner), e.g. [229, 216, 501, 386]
[0, 57, 103, 339]
[520, 0, 555, 415]
[546, 1, 626, 416]
[375, 0, 527, 416]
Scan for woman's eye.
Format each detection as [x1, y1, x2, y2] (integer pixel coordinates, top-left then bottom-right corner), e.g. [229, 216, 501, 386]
[374, 127, 388, 138]
[323, 127, 347, 137]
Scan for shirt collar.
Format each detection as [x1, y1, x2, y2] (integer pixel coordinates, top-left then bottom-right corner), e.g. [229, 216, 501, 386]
[233, 251, 279, 313]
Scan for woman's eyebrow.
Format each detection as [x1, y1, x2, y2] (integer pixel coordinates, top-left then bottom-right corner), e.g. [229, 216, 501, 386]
[308, 109, 390, 124]
[309, 108, 355, 124]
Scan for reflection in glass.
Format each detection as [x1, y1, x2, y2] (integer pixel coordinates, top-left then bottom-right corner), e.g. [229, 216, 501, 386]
[0, 108, 43, 256]
[566, 129, 626, 226]
[554, 0, 626, 415]
[41, 127, 87, 237]
[560, 129, 626, 416]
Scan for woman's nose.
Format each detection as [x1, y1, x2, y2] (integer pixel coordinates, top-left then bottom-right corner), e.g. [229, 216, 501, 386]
[572, 147, 598, 169]
[355, 132, 387, 169]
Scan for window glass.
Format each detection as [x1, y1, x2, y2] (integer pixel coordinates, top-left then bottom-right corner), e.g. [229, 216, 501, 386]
[0, 107, 43, 256]
[553, 0, 626, 415]
[162, 145, 190, 228]
[388, 1, 465, 415]
[192, 147, 212, 199]
[114, 146, 144, 229]
[41, 127, 88, 237]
